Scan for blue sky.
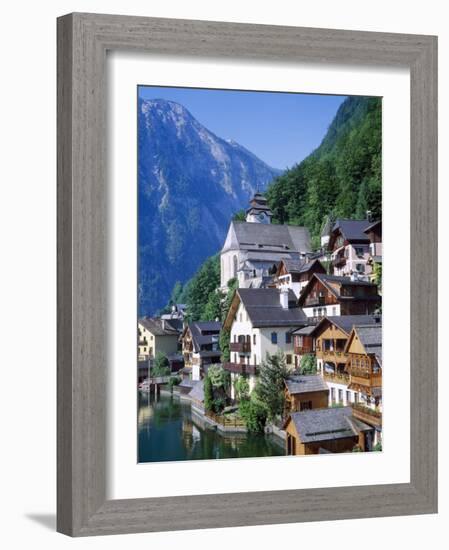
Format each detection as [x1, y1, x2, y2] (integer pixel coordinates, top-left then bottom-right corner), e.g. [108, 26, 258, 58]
[138, 86, 346, 170]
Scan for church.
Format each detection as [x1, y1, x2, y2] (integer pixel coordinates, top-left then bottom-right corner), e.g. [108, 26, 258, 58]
[220, 192, 311, 290]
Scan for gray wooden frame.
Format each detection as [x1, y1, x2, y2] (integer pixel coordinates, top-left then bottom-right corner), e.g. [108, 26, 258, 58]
[57, 12, 438, 537]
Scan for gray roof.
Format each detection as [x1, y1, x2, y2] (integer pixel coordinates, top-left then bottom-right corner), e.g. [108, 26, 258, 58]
[280, 258, 324, 274]
[237, 288, 308, 328]
[289, 407, 372, 444]
[223, 221, 311, 255]
[291, 324, 317, 336]
[355, 325, 383, 363]
[310, 315, 382, 337]
[188, 380, 204, 403]
[187, 321, 222, 353]
[332, 219, 371, 243]
[363, 220, 381, 234]
[285, 375, 329, 395]
[138, 317, 180, 336]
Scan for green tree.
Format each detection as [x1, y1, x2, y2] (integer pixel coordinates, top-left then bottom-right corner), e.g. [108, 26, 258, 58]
[233, 376, 250, 402]
[219, 328, 231, 362]
[373, 262, 382, 291]
[203, 375, 214, 413]
[255, 352, 289, 422]
[239, 397, 267, 433]
[232, 209, 246, 221]
[151, 352, 170, 377]
[202, 288, 224, 321]
[299, 354, 317, 375]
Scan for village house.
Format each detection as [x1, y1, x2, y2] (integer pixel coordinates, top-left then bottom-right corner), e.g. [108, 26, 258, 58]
[222, 287, 308, 398]
[138, 317, 181, 361]
[275, 257, 326, 298]
[220, 192, 311, 291]
[344, 324, 383, 445]
[291, 324, 316, 369]
[284, 406, 374, 455]
[309, 315, 381, 407]
[181, 321, 222, 381]
[364, 220, 382, 284]
[284, 374, 329, 414]
[297, 273, 381, 320]
[328, 218, 373, 278]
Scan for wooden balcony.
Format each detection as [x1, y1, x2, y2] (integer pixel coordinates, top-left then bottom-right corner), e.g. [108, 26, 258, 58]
[350, 403, 382, 427]
[323, 371, 350, 384]
[223, 362, 259, 375]
[294, 346, 313, 355]
[230, 341, 251, 353]
[304, 296, 325, 307]
[321, 350, 348, 361]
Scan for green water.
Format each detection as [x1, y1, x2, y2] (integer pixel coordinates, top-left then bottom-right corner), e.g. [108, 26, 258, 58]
[138, 392, 285, 463]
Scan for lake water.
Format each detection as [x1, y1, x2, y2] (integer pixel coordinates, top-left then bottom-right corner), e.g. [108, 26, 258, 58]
[138, 391, 285, 462]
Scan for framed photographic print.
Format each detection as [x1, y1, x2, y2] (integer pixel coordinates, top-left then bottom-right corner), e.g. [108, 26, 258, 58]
[57, 13, 438, 536]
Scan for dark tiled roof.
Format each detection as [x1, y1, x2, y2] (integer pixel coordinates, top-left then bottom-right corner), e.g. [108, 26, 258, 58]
[187, 321, 222, 352]
[285, 375, 328, 395]
[291, 324, 317, 336]
[227, 221, 311, 254]
[332, 219, 370, 242]
[139, 317, 180, 336]
[363, 220, 381, 234]
[299, 274, 380, 307]
[289, 407, 372, 444]
[310, 315, 382, 337]
[281, 258, 324, 274]
[355, 325, 382, 363]
[237, 288, 307, 328]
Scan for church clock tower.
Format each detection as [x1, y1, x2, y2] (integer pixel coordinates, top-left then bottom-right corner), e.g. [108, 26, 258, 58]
[245, 192, 273, 224]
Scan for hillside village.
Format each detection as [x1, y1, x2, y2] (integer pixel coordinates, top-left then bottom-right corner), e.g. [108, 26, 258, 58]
[138, 191, 383, 456]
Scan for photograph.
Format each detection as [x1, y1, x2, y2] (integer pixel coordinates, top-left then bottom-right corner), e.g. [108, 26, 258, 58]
[136, 86, 382, 463]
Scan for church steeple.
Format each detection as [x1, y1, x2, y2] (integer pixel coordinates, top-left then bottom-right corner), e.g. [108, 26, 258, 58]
[245, 191, 273, 224]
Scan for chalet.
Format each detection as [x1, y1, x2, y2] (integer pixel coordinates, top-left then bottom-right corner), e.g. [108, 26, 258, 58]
[344, 324, 382, 444]
[275, 258, 326, 298]
[284, 407, 374, 455]
[181, 321, 222, 381]
[328, 218, 372, 278]
[137, 317, 180, 361]
[284, 374, 329, 414]
[291, 324, 316, 369]
[309, 315, 381, 407]
[220, 192, 311, 291]
[222, 287, 308, 398]
[364, 220, 382, 283]
[297, 273, 381, 319]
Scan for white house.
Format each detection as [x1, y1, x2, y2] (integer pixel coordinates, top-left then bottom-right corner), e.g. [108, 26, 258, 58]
[181, 321, 222, 381]
[222, 287, 308, 398]
[328, 218, 373, 278]
[220, 192, 311, 291]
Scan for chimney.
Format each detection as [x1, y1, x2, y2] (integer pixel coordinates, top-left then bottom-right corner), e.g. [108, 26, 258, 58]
[366, 210, 373, 223]
[280, 288, 289, 309]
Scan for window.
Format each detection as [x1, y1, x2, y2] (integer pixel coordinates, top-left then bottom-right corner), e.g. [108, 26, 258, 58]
[254, 354, 257, 365]
[285, 332, 292, 344]
[271, 332, 278, 344]
[286, 354, 292, 364]
[346, 391, 351, 403]
[331, 388, 335, 403]
[300, 400, 312, 411]
[332, 307, 337, 315]
[356, 263, 365, 273]
[354, 392, 358, 403]
[355, 246, 365, 258]
[253, 334, 256, 345]
[233, 255, 238, 278]
[338, 389, 343, 403]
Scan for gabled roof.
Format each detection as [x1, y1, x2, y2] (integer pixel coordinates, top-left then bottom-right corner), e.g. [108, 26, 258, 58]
[345, 324, 383, 364]
[277, 257, 325, 276]
[286, 407, 372, 443]
[221, 221, 311, 255]
[298, 273, 379, 306]
[284, 374, 329, 395]
[138, 317, 180, 336]
[182, 321, 222, 353]
[331, 219, 371, 243]
[224, 288, 307, 330]
[308, 314, 382, 338]
[363, 220, 382, 234]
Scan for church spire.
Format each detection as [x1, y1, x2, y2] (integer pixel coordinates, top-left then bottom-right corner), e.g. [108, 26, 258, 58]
[245, 191, 273, 224]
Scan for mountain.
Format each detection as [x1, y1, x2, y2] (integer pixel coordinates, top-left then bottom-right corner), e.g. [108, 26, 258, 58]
[138, 98, 281, 316]
[266, 96, 382, 248]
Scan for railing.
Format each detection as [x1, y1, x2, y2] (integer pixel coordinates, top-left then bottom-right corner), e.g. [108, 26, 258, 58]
[322, 350, 348, 359]
[304, 296, 325, 307]
[323, 371, 350, 384]
[206, 411, 246, 428]
[350, 403, 382, 426]
[223, 362, 258, 375]
[230, 341, 251, 353]
[349, 372, 382, 387]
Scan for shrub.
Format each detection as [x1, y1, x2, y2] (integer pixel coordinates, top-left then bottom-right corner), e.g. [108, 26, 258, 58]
[204, 375, 214, 413]
[239, 398, 267, 434]
[152, 352, 170, 377]
[299, 354, 317, 375]
[233, 376, 249, 402]
[373, 441, 382, 452]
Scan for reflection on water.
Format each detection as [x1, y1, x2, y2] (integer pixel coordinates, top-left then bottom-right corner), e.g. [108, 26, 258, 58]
[138, 392, 284, 463]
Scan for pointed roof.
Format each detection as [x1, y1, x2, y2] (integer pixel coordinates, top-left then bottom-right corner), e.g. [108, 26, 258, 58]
[298, 273, 380, 306]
